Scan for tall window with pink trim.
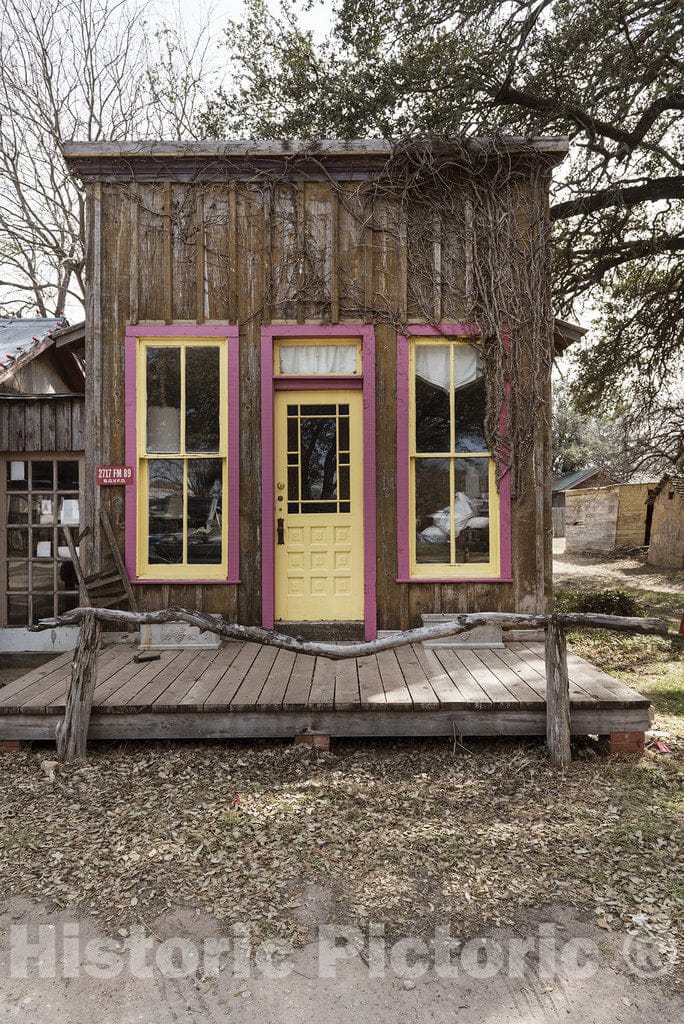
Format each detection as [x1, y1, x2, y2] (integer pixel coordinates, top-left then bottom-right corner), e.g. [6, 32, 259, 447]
[406, 336, 503, 580]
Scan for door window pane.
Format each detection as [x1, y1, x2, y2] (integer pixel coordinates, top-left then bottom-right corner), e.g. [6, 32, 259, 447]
[186, 347, 220, 453]
[146, 347, 181, 453]
[148, 460, 183, 564]
[187, 459, 223, 565]
[415, 459, 451, 564]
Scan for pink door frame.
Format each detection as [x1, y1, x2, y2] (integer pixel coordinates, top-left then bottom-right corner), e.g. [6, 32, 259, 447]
[260, 325, 377, 640]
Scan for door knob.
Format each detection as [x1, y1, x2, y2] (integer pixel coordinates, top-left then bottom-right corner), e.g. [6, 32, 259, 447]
[277, 518, 285, 545]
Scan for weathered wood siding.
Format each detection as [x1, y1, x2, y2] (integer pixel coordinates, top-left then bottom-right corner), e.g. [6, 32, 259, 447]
[83, 171, 553, 629]
[566, 484, 651, 555]
[0, 396, 84, 453]
[647, 486, 684, 569]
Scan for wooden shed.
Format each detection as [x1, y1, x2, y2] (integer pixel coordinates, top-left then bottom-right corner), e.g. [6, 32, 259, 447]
[647, 477, 684, 570]
[60, 137, 574, 639]
[0, 318, 85, 646]
[565, 482, 654, 555]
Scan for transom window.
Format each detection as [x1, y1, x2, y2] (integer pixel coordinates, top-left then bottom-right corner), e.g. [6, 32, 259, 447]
[274, 339, 361, 375]
[2, 456, 82, 625]
[136, 339, 228, 578]
[409, 338, 500, 577]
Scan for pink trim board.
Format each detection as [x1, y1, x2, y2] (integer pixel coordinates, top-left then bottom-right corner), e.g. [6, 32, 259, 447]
[124, 322, 241, 584]
[396, 323, 512, 583]
[260, 325, 377, 640]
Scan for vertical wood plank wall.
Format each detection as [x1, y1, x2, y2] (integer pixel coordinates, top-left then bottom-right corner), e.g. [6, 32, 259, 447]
[85, 175, 552, 630]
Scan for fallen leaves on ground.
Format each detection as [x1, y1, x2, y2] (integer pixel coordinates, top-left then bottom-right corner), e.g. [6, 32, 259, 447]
[0, 738, 682, 969]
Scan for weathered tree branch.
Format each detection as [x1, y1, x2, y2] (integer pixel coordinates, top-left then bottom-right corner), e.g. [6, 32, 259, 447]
[30, 606, 673, 660]
[550, 176, 684, 219]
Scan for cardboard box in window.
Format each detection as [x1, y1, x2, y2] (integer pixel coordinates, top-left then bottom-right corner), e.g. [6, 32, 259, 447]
[139, 620, 221, 650]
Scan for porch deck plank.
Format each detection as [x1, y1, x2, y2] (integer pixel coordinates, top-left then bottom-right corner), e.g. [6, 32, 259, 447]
[204, 642, 262, 706]
[230, 645, 279, 709]
[95, 649, 179, 707]
[433, 648, 492, 704]
[394, 645, 441, 707]
[334, 657, 360, 709]
[357, 654, 386, 706]
[308, 658, 336, 708]
[476, 648, 545, 704]
[282, 653, 316, 707]
[178, 643, 244, 706]
[510, 643, 622, 704]
[21, 645, 132, 710]
[413, 645, 464, 706]
[452, 649, 518, 704]
[0, 650, 74, 702]
[152, 648, 225, 709]
[257, 648, 296, 707]
[105, 650, 192, 708]
[375, 649, 413, 705]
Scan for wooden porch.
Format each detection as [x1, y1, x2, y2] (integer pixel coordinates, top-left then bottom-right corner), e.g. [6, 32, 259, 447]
[0, 639, 651, 742]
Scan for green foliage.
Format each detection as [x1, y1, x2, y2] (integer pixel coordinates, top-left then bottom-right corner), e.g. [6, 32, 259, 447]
[554, 587, 640, 617]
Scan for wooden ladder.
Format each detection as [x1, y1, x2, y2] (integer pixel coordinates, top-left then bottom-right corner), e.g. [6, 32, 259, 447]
[62, 509, 138, 612]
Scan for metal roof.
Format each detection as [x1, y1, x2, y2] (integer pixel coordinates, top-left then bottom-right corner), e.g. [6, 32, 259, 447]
[0, 317, 67, 382]
[552, 467, 604, 492]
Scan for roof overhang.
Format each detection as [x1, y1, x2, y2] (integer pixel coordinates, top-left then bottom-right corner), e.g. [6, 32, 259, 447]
[553, 317, 588, 356]
[63, 136, 569, 183]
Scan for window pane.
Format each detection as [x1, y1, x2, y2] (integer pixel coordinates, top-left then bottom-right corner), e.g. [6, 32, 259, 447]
[454, 346, 486, 452]
[148, 459, 183, 564]
[278, 344, 357, 375]
[300, 416, 337, 501]
[57, 460, 80, 490]
[32, 560, 54, 592]
[33, 529, 53, 558]
[32, 461, 53, 490]
[7, 561, 29, 590]
[187, 459, 223, 565]
[415, 346, 450, 452]
[7, 461, 27, 491]
[7, 594, 29, 625]
[58, 560, 79, 592]
[7, 495, 29, 524]
[33, 496, 54, 524]
[454, 458, 490, 563]
[186, 347, 220, 453]
[58, 593, 79, 615]
[58, 497, 80, 525]
[32, 593, 54, 624]
[415, 459, 451, 564]
[7, 529, 28, 557]
[146, 347, 181, 453]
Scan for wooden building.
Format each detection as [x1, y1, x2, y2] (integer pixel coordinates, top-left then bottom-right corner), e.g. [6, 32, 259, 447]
[62, 137, 573, 640]
[565, 482, 654, 555]
[647, 477, 684, 570]
[551, 466, 612, 538]
[0, 318, 85, 647]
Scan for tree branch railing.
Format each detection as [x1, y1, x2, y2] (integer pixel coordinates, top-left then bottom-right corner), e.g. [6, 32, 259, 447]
[31, 607, 674, 767]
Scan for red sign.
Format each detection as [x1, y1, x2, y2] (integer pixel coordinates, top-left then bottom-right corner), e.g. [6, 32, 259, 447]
[96, 465, 134, 486]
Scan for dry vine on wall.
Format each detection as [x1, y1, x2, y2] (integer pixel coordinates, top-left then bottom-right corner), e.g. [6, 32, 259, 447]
[120, 137, 554, 499]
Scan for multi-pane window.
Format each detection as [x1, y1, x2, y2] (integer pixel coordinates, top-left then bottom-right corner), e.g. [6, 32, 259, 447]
[137, 339, 228, 578]
[410, 339, 500, 577]
[3, 456, 82, 624]
[286, 402, 351, 514]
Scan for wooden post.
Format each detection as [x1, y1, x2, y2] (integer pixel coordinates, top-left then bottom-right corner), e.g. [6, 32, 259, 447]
[545, 613, 571, 767]
[55, 610, 102, 764]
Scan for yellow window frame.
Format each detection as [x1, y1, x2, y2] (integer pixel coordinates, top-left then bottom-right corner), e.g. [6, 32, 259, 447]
[408, 337, 501, 579]
[136, 337, 229, 580]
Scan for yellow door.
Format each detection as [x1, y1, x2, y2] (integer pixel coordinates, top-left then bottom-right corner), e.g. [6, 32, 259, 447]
[274, 390, 364, 622]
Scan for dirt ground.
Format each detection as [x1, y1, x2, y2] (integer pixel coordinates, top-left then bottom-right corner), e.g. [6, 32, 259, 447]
[553, 538, 683, 599]
[0, 896, 681, 1024]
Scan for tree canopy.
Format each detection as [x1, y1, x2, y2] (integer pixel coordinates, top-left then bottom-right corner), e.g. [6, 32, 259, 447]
[199, 0, 683, 473]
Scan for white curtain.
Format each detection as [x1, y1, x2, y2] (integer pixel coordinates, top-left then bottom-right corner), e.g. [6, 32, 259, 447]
[279, 344, 358, 375]
[415, 344, 481, 392]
